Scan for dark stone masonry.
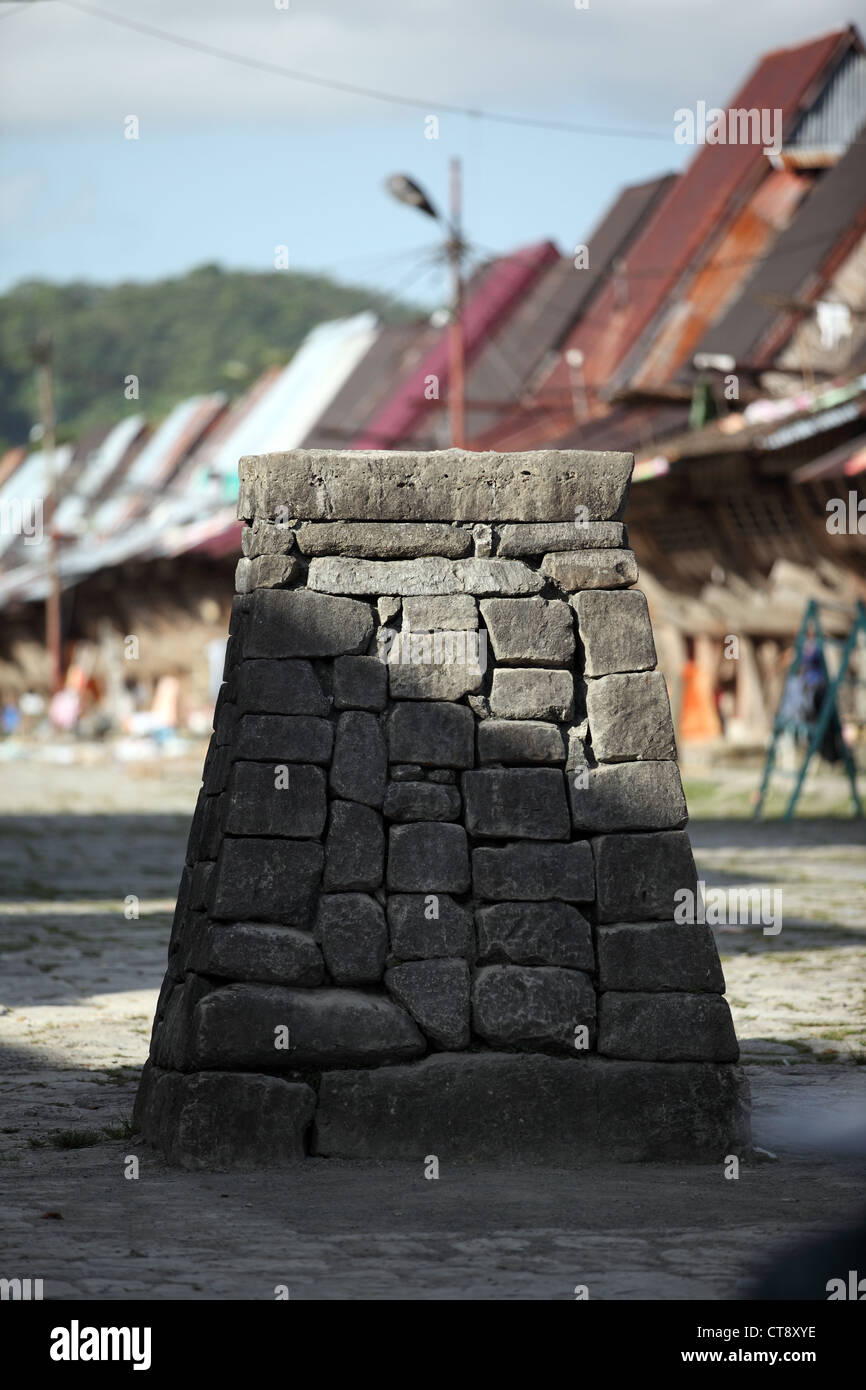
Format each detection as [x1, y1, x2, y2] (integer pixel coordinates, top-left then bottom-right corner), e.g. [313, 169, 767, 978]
[135, 448, 750, 1169]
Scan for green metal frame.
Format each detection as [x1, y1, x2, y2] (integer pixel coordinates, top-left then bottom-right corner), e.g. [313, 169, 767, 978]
[754, 598, 866, 820]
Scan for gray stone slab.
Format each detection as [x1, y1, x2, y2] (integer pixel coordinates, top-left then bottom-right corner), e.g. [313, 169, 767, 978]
[385, 960, 471, 1049]
[488, 668, 574, 721]
[308, 556, 544, 597]
[472, 840, 594, 902]
[186, 923, 324, 986]
[140, 1070, 316, 1169]
[477, 719, 566, 765]
[211, 838, 323, 927]
[312, 1054, 749, 1161]
[596, 921, 725, 993]
[244, 589, 374, 659]
[192, 983, 426, 1068]
[224, 762, 327, 838]
[387, 894, 474, 960]
[330, 711, 387, 807]
[233, 714, 334, 764]
[332, 655, 388, 711]
[475, 901, 594, 970]
[497, 521, 627, 556]
[234, 659, 329, 716]
[598, 992, 739, 1062]
[472, 965, 596, 1053]
[569, 761, 687, 832]
[242, 519, 297, 558]
[462, 768, 571, 840]
[323, 801, 384, 892]
[385, 629, 485, 700]
[238, 448, 634, 523]
[235, 554, 300, 593]
[541, 548, 638, 591]
[296, 521, 472, 558]
[387, 701, 475, 768]
[585, 672, 676, 762]
[572, 589, 657, 676]
[593, 830, 698, 923]
[480, 597, 574, 666]
[382, 781, 461, 822]
[403, 594, 478, 631]
[388, 822, 471, 893]
[315, 893, 388, 984]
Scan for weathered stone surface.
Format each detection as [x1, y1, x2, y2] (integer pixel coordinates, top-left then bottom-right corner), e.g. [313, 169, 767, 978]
[188, 863, 214, 912]
[573, 589, 657, 676]
[308, 555, 543, 597]
[202, 743, 231, 795]
[330, 711, 387, 807]
[315, 893, 388, 984]
[568, 760, 687, 832]
[378, 596, 401, 624]
[244, 589, 374, 659]
[472, 523, 493, 556]
[489, 668, 574, 721]
[391, 763, 422, 781]
[383, 781, 461, 822]
[385, 629, 484, 700]
[224, 762, 327, 838]
[542, 548, 638, 591]
[312, 1055, 750, 1161]
[150, 975, 212, 1069]
[385, 960, 471, 1049]
[387, 702, 475, 768]
[593, 830, 698, 923]
[323, 801, 384, 891]
[598, 992, 739, 1062]
[234, 714, 334, 764]
[478, 719, 566, 765]
[140, 1070, 316, 1169]
[211, 838, 323, 926]
[427, 769, 458, 785]
[585, 672, 676, 762]
[462, 769, 570, 840]
[296, 521, 471, 559]
[388, 894, 474, 959]
[235, 554, 300, 593]
[597, 921, 725, 993]
[332, 654, 388, 711]
[186, 923, 324, 986]
[473, 840, 594, 902]
[565, 722, 590, 771]
[234, 659, 329, 716]
[242, 519, 297, 558]
[192, 983, 426, 1068]
[403, 594, 478, 631]
[198, 794, 224, 861]
[472, 966, 596, 1052]
[388, 823, 471, 893]
[480, 597, 574, 666]
[497, 521, 627, 556]
[239, 449, 634, 524]
[475, 901, 594, 970]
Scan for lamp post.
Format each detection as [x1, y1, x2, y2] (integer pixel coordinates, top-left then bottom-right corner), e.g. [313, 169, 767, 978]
[385, 158, 466, 448]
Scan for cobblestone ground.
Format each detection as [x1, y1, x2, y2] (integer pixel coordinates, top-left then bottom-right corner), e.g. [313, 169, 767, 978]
[0, 750, 863, 1300]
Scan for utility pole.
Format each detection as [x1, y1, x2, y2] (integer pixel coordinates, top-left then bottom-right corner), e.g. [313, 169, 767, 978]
[32, 332, 63, 694]
[446, 157, 466, 449]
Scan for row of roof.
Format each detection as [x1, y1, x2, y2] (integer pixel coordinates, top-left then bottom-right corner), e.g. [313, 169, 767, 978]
[2, 24, 865, 613]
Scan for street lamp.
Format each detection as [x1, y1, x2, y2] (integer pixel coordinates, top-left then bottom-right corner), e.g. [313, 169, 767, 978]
[385, 159, 466, 448]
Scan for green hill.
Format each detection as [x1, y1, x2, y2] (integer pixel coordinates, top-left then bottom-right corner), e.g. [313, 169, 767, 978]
[0, 263, 414, 450]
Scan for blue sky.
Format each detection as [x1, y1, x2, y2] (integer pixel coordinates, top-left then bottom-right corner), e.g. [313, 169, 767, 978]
[0, 0, 850, 306]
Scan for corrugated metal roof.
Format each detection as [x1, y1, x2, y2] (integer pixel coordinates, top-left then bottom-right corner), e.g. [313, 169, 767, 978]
[0, 444, 74, 561]
[694, 125, 866, 369]
[302, 321, 440, 448]
[477, 27, 858, 453]
[53, 415, 148, 535]
[782, 48, 866, 162]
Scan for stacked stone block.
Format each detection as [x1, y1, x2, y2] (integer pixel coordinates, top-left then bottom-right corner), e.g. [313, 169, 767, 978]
[136, 449, 749, 1168]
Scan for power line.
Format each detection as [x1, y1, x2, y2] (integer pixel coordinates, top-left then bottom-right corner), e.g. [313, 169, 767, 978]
[55, 0, 673, 143]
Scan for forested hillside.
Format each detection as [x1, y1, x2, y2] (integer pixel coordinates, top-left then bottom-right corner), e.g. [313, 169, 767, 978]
[0, 263, 413, 449]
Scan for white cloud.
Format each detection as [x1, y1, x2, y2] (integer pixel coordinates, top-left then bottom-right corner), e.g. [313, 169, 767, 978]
[0, 0, 851, 129]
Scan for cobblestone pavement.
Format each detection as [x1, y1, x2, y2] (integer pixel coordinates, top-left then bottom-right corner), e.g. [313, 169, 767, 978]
[0, 752, 863, 1300]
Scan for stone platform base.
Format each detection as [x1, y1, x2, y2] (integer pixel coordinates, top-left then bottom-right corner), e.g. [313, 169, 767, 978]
[135, 1055, 751, 1169]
